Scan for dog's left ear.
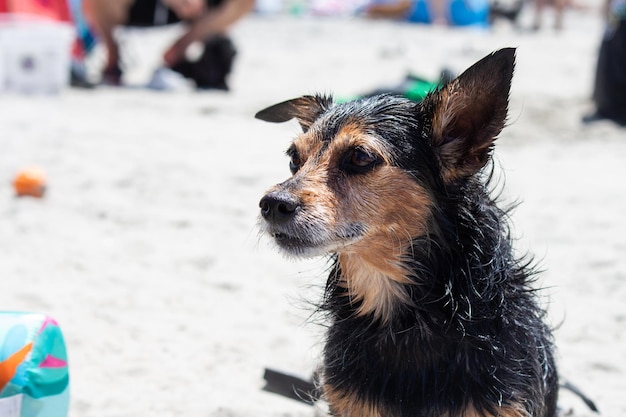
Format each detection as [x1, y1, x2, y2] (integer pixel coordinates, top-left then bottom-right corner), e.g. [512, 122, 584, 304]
[255, 94, 334, 132]
[424, 48, 515, 183]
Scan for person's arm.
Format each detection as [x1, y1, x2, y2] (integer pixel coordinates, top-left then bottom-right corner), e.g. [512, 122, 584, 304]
[429, 0, 448, 24]
[163, 0, 255, 66]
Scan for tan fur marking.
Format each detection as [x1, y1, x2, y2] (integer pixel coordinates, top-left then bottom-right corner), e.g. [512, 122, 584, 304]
[336, 165, 433, 322]
[289, 124, 435, 322]
[431, 82, 456, 145]
[329, 123, 396, 165]
[324, 384, 384, 417]
[430, 76, 507, 184]
[324, 386, 528, 417]
[430, 81, 477, 184]
[460, 403, 529, 417]
[292, 131, 323, 164]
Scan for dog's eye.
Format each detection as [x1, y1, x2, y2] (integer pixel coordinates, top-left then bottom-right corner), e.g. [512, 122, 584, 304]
[342, 148, 381, 174]
[351, 149, 377, 166]
[288, 148, 301, 174]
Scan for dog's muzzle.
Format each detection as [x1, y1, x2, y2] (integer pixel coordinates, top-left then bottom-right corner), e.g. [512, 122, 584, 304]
[259, 189, 367, 257]
[259, 190, 311, 255]
[259, 190, 301, 225]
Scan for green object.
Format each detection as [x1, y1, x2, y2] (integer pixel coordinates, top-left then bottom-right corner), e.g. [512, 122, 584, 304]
[403, 78, 440, 102]
[338, 73, 445, 104]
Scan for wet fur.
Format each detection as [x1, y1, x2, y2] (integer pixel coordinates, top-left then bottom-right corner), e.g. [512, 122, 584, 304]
[256, 49, 558, 417]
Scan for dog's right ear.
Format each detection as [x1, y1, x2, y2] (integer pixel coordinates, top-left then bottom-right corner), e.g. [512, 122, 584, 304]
[255, 95, 333, 132]
[423, 48, 515, 183]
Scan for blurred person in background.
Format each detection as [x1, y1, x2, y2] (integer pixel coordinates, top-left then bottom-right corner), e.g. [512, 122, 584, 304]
[532, 0, 568, 30]
[584, 0, 626, 125]
[364, 0, 451, 24]
[363, 0, 490, 26]
[85, 0, 254, 89]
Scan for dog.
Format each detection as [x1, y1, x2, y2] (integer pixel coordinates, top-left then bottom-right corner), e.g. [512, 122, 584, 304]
[256, 48, 558, 417]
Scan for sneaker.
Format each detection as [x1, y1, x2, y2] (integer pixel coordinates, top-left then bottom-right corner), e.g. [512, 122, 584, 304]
[146, 67, 189, 91]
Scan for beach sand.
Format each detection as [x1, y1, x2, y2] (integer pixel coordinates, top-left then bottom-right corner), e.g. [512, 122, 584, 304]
[0, 6, 624, 417]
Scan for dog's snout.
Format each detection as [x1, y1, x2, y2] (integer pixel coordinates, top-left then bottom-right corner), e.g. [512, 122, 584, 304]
[260, 191, 300, 224]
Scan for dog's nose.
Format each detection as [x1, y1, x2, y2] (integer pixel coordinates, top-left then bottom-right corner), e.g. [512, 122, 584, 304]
[259, 191, 300, 224]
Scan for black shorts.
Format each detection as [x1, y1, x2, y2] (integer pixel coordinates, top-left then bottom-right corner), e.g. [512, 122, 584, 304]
[126, 0, 225, 27]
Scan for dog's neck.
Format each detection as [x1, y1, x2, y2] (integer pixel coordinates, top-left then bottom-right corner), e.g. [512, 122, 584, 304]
[336, 238, 415, 324]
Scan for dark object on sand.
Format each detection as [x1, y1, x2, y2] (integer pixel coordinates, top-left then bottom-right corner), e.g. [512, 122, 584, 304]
[171, 34, 236, 90]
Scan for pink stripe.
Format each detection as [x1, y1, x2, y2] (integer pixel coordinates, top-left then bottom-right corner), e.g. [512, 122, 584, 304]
[39, 354, 67, 368]
[38, 317, 59, 334]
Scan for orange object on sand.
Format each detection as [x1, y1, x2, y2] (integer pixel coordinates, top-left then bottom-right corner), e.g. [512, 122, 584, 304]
[13, 167, 47, 197]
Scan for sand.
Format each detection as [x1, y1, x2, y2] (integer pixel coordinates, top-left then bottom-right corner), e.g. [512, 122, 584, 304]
[0, 5, 624, 417]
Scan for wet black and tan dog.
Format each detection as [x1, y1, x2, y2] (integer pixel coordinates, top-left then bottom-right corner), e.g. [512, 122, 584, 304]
[256, 48, 558, 417]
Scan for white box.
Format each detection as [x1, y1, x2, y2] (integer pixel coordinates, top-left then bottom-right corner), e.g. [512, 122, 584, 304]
[0, 15, 74, 94]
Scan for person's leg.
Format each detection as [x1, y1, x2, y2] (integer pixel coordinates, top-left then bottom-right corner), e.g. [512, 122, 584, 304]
[533, 0, 546, 29]
[365, 0, 413, 19]
[84, 0, 134, 83]
[170, 34, 236, 90]
[589, 21, 626, 124]
[600, 21, 626, 122]
[429, 0, 449, 25]
[553, 0, 567, 30]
